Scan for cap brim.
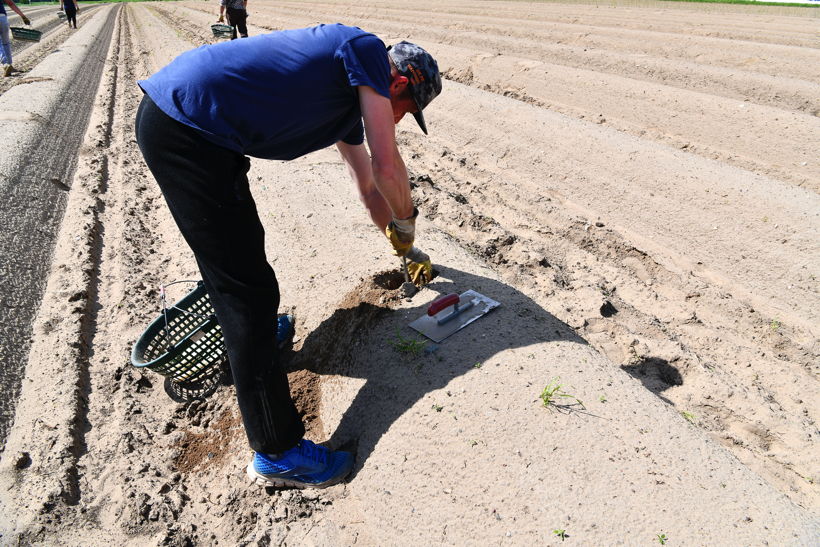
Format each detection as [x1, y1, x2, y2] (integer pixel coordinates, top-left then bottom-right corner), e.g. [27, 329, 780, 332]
[412, 110, 428, 135]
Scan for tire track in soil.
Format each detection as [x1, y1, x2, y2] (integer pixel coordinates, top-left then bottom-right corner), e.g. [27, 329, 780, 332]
[0, 4, 119, 448]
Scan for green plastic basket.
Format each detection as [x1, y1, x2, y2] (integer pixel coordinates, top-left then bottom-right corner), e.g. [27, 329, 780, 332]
[211, 24, 233, 38]
[130, 282, 227, 386]
[10, 27, 42, 42]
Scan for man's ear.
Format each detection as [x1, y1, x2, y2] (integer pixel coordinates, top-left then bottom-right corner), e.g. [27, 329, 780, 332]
[389, 74, 410, 96]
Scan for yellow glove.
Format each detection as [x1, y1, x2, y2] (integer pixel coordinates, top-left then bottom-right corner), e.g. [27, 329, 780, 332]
[405, 247, 433, 286]
[385, 207, 418, 257]
[217, 14, 225, 23]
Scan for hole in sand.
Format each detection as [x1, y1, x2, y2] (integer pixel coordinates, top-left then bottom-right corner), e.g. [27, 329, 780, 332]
[373, 267, 439, 290]
[373, 270, 406, 290]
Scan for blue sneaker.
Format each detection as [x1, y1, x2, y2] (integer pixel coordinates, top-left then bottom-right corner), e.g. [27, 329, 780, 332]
[246, 439, 354, 489]
[276, 314, 295, 350]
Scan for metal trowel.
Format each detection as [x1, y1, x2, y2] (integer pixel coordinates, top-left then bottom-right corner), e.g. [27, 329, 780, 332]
[409, 290, 500, 343]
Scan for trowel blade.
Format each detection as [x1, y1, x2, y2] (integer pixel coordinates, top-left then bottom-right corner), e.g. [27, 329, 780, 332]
[409, 290, 500, 343]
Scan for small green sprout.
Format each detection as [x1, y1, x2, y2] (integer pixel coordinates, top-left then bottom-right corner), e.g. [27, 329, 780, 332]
[432, 404, 443, 412]
[389, 328, 426, 356]
[770, 319, 781, 331]
[599, 394, 607, 403]
[657, 533, 668, 544]
[681, 411, 696, 424]
[469, 439, 478, 447]
[553, 529, 568, 541]
[540, 378, 585, 410]
[474, 362, 483, 369]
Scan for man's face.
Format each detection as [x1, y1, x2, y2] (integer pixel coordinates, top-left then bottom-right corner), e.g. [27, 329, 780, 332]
[388, 69, 418, 125]
[390, 95, 418, 124]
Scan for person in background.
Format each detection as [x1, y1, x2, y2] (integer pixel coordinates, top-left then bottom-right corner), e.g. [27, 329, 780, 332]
[1, 0, 30, 76]
[218, 0, 248, 40]
[60, 0, 79, 29]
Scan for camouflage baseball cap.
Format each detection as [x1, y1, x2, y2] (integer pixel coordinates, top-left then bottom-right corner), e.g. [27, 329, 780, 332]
[387, 41, 442, 135]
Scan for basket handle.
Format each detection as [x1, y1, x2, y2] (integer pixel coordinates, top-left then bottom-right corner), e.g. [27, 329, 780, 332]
[159, 280, 207, 350]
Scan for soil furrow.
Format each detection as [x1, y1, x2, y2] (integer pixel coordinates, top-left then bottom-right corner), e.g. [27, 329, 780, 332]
[0, 5, 120, 446]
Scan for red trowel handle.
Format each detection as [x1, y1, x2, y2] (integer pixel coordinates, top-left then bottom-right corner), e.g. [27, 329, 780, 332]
[428, 293, 460, 316]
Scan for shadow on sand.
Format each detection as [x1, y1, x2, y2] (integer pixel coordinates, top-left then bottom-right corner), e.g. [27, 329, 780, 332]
[287, 265, 588, 477]
[620, 356, 683, 407]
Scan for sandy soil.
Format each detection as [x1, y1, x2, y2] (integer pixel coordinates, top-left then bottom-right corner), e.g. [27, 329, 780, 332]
[0, 1, 818, 545]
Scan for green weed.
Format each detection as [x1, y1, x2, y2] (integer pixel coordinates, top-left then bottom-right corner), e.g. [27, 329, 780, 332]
[540, 378, 585, 411]
[389, 328, 426, 356]
[657, 533, 668, 545]
[681, 411, 696, 424]
[553, 529, 568, 541]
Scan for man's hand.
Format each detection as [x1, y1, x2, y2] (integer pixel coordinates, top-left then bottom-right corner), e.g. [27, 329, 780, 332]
[217, 14, 225, 22]
[22, 15, 31, 25]
[385, 207, 418, 257]
[405, 247, 433, 286]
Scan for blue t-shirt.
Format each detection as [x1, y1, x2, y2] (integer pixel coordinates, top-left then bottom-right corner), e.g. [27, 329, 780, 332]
[138, 24, 391, 160]
[0, 3, 6, 15]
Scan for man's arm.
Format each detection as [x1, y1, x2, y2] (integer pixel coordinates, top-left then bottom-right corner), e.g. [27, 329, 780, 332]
[357, 85, 414, 221]
[336, 141, 392, 231]
[335, 139, 433, 285]
[5, 0, 29, 23]
[337, 86, 432, 283]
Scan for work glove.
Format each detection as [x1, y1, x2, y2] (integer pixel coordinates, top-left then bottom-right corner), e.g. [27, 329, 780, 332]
[22, 16, 31, 25]
[405, 246, 433, 286]
[217, 14, 224, 22]
[385, 207, 418, 257]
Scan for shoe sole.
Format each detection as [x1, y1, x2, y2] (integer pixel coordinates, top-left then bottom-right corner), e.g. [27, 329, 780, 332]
[246, 462, 350, 490]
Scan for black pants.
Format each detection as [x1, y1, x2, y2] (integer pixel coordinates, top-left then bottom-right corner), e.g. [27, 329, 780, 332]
[64, 8, 77, 28]
[226, 7, 248, 39]
[135, 94, 304, 454]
